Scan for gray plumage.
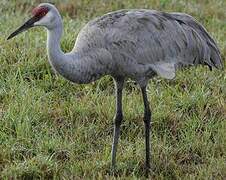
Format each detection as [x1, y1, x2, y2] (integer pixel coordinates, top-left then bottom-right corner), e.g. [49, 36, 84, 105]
[7, 3, 223, 176]
[71, 9, 223, 85]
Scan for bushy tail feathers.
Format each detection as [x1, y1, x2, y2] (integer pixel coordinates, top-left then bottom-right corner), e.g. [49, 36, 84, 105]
[171, 13, 223, 70]
[188, 19, 223, 70]
[207, 41, 223, 70]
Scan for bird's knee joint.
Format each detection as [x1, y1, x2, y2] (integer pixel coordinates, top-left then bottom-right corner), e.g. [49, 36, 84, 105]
[143, 110, 151, 124]
[143, 118, 150, 124]
[114, 112, 123, 126]
[145, 110, 151, 117]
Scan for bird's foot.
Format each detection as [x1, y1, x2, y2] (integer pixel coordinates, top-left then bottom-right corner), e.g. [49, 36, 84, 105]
[110, 165, 117, 176]
[144, 162, 152, 178]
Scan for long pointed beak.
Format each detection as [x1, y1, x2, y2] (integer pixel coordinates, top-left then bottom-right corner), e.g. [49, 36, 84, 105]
[7, 16, 38, 40]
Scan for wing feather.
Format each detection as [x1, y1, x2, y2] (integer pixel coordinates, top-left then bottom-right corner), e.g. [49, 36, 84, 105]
[74, 9, 223, 79]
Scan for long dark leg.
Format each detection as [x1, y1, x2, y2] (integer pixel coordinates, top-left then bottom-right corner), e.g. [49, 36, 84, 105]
[111, 78, 124, 170]
[141, 86, 151, 175]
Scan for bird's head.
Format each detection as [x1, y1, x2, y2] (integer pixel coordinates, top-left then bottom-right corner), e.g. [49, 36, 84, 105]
[7, 3, 61, 40]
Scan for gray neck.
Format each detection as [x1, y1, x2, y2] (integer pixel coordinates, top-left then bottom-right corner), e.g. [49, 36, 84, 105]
[46, 25, 84, 83]
[47, 22, 66, 73]
[46, 16, 113, 84]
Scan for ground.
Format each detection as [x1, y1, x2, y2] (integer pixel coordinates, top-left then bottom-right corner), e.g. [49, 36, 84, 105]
[0, 0, 226, 179]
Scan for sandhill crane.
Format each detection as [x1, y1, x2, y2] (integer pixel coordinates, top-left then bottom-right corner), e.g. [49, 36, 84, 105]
[7, 3, 223, 175]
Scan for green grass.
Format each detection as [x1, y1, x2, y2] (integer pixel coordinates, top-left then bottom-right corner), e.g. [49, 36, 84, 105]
[0, 0, 226, 179]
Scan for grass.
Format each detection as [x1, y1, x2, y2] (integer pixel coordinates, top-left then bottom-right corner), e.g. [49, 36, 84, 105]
[0, 0, 226, 179]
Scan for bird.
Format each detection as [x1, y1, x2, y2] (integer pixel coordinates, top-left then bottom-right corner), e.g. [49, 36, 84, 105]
[7, 3, 223, 175]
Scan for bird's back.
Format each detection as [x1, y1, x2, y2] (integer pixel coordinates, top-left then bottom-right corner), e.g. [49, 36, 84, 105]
[73, 9, 223, 80]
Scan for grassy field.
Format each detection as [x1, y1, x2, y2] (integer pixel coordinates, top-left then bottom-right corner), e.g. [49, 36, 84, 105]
[0, 0, 226, 179]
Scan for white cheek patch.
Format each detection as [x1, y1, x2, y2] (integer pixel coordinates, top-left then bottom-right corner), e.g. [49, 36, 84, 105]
[34, 11, 54, 26]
